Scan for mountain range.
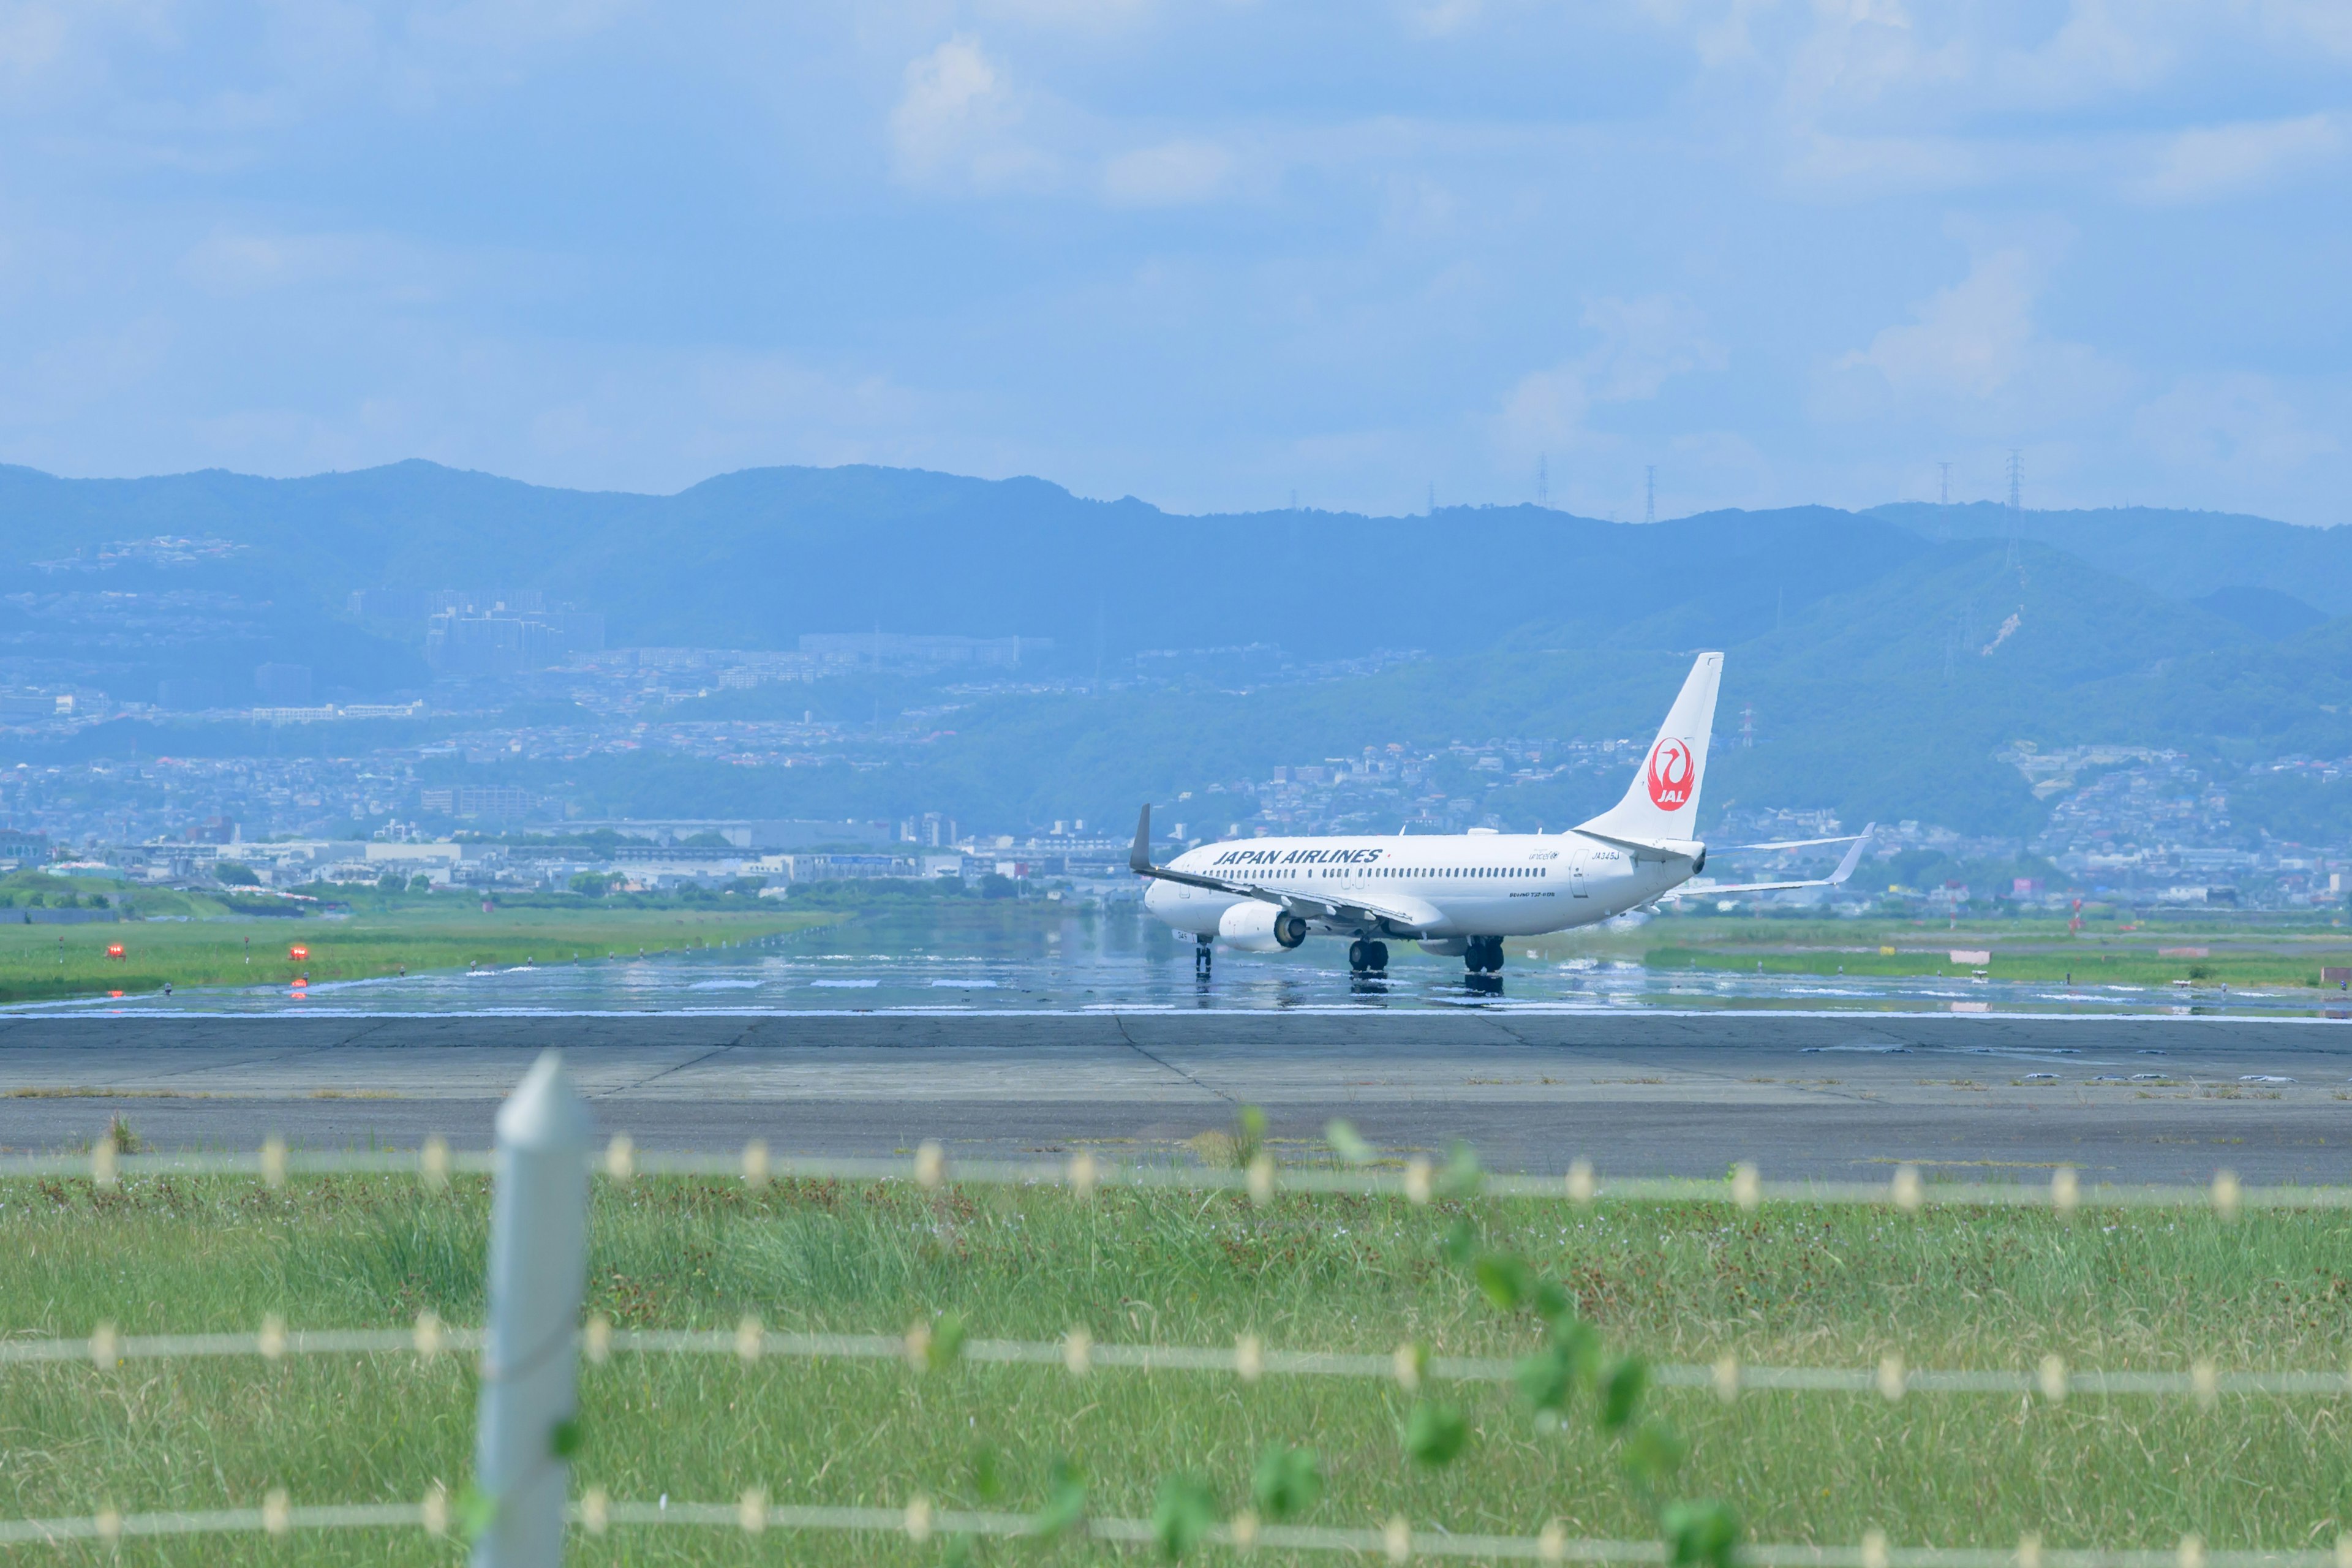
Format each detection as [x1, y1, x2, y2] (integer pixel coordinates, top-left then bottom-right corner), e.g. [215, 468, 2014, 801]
[2, 459, 2348, 840]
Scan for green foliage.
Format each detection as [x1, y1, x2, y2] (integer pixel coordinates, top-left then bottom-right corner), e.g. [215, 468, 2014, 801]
[1434, 1141, 1483, 1200]
[1151, 1473, 1216, 1559]
[1662, 1499, 1743, 1568]
[1623, 1419, 1689, 1490]
[968, 1446, 1003, 1504]
[1323, 1118, 1375, 1166]
[453, 1482, 496, 1544]
[1472, 1251, 1535, 1312]
[1250, 1444, 1322, 1521]
[1401, 1400, 1468, 1466]
[1599, 1356, 1649, 1433]
[1516, 1318, 1600, 1414]
[1232, 1104, 1267, 1169]
[214, 861, 260, 886]
[1033, 1458, 1086, 1540]
[924, 1310, 967, 1373]
[1448, 1184, 1728, 1568]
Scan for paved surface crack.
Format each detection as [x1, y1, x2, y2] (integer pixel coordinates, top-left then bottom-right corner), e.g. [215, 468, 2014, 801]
[1110, 1014, 1234, 1102]
[608, 1023, 764, 1096]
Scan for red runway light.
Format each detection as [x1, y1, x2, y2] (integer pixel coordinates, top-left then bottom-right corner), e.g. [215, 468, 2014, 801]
[105, 944, 125, 959]
[289, 944, 309, 961]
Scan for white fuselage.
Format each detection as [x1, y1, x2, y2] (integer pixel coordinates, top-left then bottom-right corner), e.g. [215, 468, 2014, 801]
[1142, 829, 1694, 943]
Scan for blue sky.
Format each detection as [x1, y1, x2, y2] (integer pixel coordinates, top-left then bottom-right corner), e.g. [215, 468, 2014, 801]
[1, 2, 2346, 522]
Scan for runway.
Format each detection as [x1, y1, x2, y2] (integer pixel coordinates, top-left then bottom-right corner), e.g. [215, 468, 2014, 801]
[2, 1009, 2347, 1183]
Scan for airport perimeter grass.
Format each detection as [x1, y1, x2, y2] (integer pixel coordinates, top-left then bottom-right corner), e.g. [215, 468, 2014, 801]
[1519, 912, 2352, 990]
[3, 1172, 2348, 1563]
[0, 905, 832, 1005]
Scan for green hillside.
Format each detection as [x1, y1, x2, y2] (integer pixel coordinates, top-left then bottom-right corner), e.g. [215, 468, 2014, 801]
[406, 538, 2331, 839]
[1873, 499, 2352, 612]
[7, 459, 2352, 840]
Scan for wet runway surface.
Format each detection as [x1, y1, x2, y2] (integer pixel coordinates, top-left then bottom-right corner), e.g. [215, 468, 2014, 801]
[11, 917, 2345, 1020]
[3, 1007, 2346, 1184]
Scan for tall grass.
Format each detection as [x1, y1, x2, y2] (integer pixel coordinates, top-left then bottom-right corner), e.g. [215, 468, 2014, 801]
[1, 1175, 2346, 1563]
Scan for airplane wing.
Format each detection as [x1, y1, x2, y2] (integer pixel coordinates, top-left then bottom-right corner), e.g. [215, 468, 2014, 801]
[1662, 826, 1873, 899]
[1128, 805, 1441, 933]
[1721, 832, 1869, 851]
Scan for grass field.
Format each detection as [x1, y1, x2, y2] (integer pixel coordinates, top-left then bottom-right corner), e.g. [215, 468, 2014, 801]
[0, 903, 835, 1005]
[1520, 913, 2352, 992]
[4, 1170, 2347, 1563]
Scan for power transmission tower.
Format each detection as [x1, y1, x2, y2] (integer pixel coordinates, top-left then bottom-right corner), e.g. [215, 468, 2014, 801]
[1537, 454, 1549, 508]
[2005, 449, 2023, 568]
[1427, 481, 1436, 516]
[1939, 461, 1951, 508]
[1644, 466, 1656, 525]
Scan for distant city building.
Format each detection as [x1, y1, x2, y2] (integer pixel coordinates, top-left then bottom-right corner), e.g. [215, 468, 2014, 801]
[350, 587, 550, 619]
[798, 632, 1050, 668]
[254, 663, 312, 704]
[420, 786, 538, 818]
[560, 818, 893, 850]
[426, 606, 605, 674]
[769, 853, 919, 883]
[0, 693, 61, 721]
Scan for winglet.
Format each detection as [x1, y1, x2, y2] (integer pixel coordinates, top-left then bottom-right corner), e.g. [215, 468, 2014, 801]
[1827, 824, 1874, 885]
[1129, 804, 1155, 875]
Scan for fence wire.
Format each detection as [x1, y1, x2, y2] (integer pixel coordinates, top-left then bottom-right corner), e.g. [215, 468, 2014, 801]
[2, 1495, 2346, 1568]
[9, 1317, 2347, 1403]
[10, 1121, 2349, 1561]
[6, 1139, 2348, 1216]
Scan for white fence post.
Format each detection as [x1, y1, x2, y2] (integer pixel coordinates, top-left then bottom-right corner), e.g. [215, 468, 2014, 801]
[473, 1050, 593, 1568]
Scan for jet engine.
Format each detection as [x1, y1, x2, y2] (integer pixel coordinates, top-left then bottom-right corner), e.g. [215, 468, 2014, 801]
[1218, 900, 1307, 951]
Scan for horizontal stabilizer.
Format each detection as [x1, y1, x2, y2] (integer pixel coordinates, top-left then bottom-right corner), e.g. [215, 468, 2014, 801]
[1665, 825, 1872, 899]
[1722, 833, 1868, 851]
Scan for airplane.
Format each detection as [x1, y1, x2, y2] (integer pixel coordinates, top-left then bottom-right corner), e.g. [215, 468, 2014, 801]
[1129, 651, 1870, 978]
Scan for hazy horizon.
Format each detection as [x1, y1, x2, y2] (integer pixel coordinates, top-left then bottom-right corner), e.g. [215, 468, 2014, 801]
[0, 7, 2344, 526]
[0, 453, 2326, 530]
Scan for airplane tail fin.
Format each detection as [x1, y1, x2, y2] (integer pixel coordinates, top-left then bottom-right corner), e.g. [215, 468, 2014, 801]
[1576, 652, 1722, 844]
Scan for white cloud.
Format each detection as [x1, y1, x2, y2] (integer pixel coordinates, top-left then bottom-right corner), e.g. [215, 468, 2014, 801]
[1398, 0, 1483, 39]
[973, 0, 1156, 28]
[2132, 372, 2339, 478]
[179, 230, 367, 295]
[2247, 0, 2352, 60]
[889, 35, 1054, 192]
[1821, 244, 2141, 446]
[1836, 247, 2040, 400]
[1497, 293, 1724, 453]
[1101, 138, 1231, 206]
[0, 1, 70, 78]
[2129, 113, 2345, 203]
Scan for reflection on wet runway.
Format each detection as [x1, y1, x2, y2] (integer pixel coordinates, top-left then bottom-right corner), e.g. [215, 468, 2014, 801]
[6, 907, 2337, 1019]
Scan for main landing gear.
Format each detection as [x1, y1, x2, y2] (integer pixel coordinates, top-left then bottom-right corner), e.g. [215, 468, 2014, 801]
[1464, 936, 1505, 975]
[1347, 938, 1390, 976]
[1194, 934, 1214, 978]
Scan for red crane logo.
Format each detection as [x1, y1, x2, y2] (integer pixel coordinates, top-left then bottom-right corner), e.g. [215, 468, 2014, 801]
[1646, 738, 1694, 810]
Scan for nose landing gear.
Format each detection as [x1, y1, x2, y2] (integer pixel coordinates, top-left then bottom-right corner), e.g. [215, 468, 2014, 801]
[1346, 938, 1390, 975]
[1194, 934, 1213, 978]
